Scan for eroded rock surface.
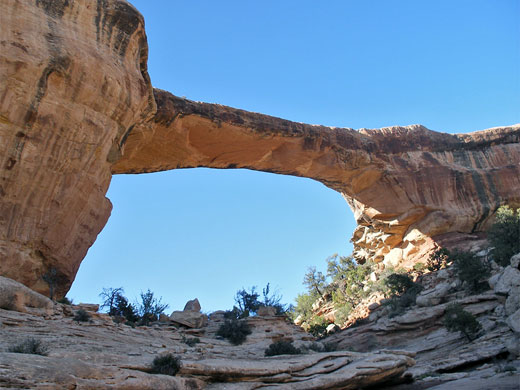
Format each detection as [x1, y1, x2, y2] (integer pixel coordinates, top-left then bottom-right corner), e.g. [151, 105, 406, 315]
[0, 291, 414, 389]
[1, 0, 519, 295]
[0, 0, 155, 296]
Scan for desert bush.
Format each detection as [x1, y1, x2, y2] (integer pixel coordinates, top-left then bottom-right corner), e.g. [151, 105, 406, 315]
[265, 340, 301, 356]
[383, 273, 422, 317]
[100, 287, 167, 325]
[100, 287, 137, 322]
[427, 248, 450, 271]
[488, 206, 520, 266]
[217, 318, 252, 345]
[306, 341, 338, 353]
[182, 336, 200, 347]
[384, 273, 415, 295]
[451, 251, 490, 292]
[136, 289, 169, 325]
[73, 309, 91, 323]
[150, 353, 181, 376]
[291, 292, 318, 324]
[230, 283, 288, 318]
[444, 303, 482, 341]
[8, 338, 48, 356]
[413, 262, 426, 272]
[57, 297, 72, 305]
[307, 316, 329, 338]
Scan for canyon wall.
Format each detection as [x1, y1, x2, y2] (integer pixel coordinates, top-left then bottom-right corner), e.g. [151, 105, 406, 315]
[0, 0, 155, 297]
[1, 0, 519, 296]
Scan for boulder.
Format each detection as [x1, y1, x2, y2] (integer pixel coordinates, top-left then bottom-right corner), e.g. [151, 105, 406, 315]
[506, 308, 520, 333]
[0, 276, 54, 313]
[257, 306, 277, 316]
[511, 253, 520, 269]
[183, 298, 201, 312]
[494, 266, 520, 296]
[416, 282, 451, 307]
[170, 311, 208, 328]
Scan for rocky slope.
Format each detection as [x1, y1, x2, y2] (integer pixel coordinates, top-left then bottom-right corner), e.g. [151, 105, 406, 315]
[1, 252, 519, 389]
[1, 0, 520, 301]
[0, 276, 415, 389]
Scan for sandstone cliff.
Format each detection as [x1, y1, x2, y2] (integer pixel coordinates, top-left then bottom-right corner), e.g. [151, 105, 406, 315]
[1, 0, 519, 295]
[0, 0, 155, 296]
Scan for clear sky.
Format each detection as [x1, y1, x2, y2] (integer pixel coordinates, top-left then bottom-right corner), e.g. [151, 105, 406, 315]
[68, 0, 520, 313]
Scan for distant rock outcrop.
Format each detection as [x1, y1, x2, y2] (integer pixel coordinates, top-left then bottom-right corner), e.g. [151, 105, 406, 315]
[1, 0, 519, 296]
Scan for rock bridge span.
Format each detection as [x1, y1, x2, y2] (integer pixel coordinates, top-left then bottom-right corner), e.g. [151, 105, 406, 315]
[1, 0, 519, 297]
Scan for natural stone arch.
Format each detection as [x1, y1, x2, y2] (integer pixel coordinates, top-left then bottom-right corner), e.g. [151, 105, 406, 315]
[1, 0, 519, 297]
[114, 89, 520, 267]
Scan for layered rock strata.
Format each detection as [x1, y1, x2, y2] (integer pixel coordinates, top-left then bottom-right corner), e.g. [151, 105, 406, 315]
[0, 0, 155, 296]
[0, 289, 414, 389]
[1, 0, 519, 295]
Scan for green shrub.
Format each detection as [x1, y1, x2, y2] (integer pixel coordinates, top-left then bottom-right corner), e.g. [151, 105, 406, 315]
[136, 289, 169, 325]
[182, 336, 200, 347]
[488, 206, 520, 267]
[444, 303, 482, 341]
[73, 309, 91, 323]
[57, 297, 72, 305]
[150, 353, 181, 376]
[413, 262, 426, 272]
[384, 273, 415, 295]
[427, 248, 450, 271]
[383, 273, 422, 317]
[217, 318, 252, 345]
[291, 292, 318, 324]
[100, 287, 168, 325]
[100, 287, 139, 323]
[265, 340, 301, 356]
[452, 251, 490, 292]
[8, 338, 48, 356]
[231, 283, 288, 318]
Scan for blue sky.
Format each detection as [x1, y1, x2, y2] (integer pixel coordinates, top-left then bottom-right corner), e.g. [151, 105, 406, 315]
[68, 0, 519, 313]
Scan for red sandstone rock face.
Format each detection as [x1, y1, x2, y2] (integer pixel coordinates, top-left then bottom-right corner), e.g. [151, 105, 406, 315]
[114, 91, 520, 267]
[1, 0, 519, 295]
[0, 0, 155, 296]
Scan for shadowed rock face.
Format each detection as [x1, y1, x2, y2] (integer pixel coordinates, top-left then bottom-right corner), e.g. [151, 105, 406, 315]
[1, 0, 519, 296]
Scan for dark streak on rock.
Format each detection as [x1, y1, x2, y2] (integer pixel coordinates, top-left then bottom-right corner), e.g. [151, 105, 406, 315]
[471, 172, 490, 232]
[36, 0, 70, 18]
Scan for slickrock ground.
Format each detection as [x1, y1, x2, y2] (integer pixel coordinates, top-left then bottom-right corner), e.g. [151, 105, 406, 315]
[0, 280, 415, 389]
[1, 0, 519, 296]
[1, 253, 519, 389]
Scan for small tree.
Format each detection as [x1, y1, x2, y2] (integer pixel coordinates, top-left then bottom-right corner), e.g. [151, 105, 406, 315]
[303, 267, 326, 297]
[452, 251, 490, 292]
[136, 289, 169, 324]
[42, 267, 58, 300]
[234, 286, 261, 318]
[100, 287, 139, 323]
[488, 206, 520, 266]
[444, 303, 482, 341]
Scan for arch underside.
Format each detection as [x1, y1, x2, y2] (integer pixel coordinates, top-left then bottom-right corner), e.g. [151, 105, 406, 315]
[113, 89, 520, 266]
